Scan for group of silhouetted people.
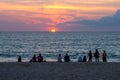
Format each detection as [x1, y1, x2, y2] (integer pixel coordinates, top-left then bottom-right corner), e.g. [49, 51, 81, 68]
[18, 53, 44, 62]
[82, 49, 107, 62]
[29, 53, 44, 62]
[18, 49, 107, 63]
[57, 53, 70, 62]
[57, 49, 107, 62]
[93, 49, 107, 62]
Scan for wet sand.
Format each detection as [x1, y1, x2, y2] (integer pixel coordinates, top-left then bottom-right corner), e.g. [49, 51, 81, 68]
[0, 62, 120, 80]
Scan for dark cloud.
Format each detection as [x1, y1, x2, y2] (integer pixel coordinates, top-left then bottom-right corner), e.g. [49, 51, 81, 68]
[63, 10, 120, 31]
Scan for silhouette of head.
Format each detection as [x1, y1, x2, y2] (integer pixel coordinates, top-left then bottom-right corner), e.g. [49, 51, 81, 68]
[66, 53, 68, 56]
[96, 49, 98, 52]
[59, 54, 61, 56]
[104, 50, 106, 53]
[19, 56, 21, 58]
[34, 54, 36, 57]
[89, 50, 92, 53]
[39, 53, 41, 56]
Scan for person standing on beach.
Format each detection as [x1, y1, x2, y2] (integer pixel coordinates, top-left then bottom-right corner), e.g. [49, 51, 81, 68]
[38, 53, 43, 62]
[94, 49, 99, 62]
[57, 54, 62, 62]
[102, 50, 107, 62]
[88, 50, 92, 62]
[18, 56, 22, 62]
[64, 53, 70, 62]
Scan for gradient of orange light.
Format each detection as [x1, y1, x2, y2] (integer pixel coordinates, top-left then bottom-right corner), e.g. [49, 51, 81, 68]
[0, 3, 40, 11]
[0, 1, 119, 26]
[44, 5, 117, 11]
[0, 2, 118, 13]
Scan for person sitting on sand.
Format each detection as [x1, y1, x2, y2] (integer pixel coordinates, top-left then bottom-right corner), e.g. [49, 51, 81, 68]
[64, 53, 70, 62]
[43, 60, 46, 62]
[88, 50, 92, 62]
[94, 49, 99, 62]
[18, 56, 22, 62]
[57, 54, 62, 62]
[32, 54, 37, 62]
[83, 56, 87, 62]
[29, 59, 32, 62]
[78, 55, 82, 62]
[102, 50, 107, 62]
[38, 53, 43, 62]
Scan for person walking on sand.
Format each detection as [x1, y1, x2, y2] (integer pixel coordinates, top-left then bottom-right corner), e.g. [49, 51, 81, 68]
[102, 50, 107, 62]
[94, 49, 99, 62]
[18, 56, 22, 62]
[88, 50, 92, 62]
[83, 56, 87, 62]
[38, 53, 43, 62]
[64, 53, 70, 62]
[57, 54, 62, 62]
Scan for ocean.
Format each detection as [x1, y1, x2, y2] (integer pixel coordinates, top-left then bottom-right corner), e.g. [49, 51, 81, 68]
[0, 32, 120, 62]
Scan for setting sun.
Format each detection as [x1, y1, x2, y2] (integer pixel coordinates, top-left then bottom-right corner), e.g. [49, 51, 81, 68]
[50, 28, 57, 32]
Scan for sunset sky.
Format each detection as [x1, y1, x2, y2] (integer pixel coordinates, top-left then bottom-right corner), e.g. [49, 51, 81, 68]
[0, 0, 120, 31]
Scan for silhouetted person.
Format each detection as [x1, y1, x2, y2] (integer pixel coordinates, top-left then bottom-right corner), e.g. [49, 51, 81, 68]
[78, 55, 82, 62]
[83, 56, 87, 62]
[94, 49, 99, 62]
[29, 59, 32, 62]
[18, 56, 21, 62]
[102, 50, 107, 62]
[38, 53, 43, 62]
[64, 53, 70, 62]
[32, 54, 37, 62]
[88, 50, 92, 62]
[43, 60, 46, 62]
[58, 54, 62, 62]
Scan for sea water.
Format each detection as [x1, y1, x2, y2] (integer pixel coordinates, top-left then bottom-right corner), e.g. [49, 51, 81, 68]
[0, 32, 120, 62]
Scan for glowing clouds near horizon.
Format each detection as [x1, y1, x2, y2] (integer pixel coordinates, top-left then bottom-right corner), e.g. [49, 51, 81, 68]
[0, 0, 120, 31]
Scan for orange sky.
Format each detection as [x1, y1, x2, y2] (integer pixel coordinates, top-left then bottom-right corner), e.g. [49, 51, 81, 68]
[0, 0, 120, 31]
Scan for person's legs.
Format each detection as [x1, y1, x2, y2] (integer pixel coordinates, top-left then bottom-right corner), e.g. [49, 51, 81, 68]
[98, 58, 99, 62]
[95, 58, 97, 62]
[90, 58, 92, 62]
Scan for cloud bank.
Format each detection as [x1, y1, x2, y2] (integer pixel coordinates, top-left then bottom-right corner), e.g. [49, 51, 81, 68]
[63, 10, 120, 31]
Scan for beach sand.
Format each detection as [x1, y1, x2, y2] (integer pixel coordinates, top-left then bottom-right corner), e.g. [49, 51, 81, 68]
[0, 62, 120, 80]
